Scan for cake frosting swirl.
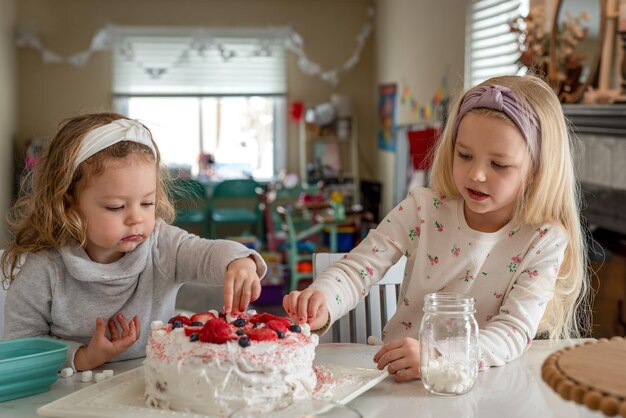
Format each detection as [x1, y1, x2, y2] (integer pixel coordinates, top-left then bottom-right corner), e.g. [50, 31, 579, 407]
[144, 310, 319, 416]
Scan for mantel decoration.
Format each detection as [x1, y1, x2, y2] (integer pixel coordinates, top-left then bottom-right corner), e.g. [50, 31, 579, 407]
[509, 4, 591, 102]
[15, 8, 374, 86]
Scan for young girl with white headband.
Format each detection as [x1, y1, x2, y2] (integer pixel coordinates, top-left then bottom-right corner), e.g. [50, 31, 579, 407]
[284, 74, 590, 381]
[2, 113, 267, 371]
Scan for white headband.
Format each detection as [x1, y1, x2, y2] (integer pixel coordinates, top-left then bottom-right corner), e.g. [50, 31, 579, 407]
[73, 119, 156, 170]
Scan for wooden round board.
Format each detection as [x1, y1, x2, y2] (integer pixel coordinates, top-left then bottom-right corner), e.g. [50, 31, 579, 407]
[542, 337, 626, 417]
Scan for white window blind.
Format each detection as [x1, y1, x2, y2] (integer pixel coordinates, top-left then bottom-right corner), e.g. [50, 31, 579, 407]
[465, 0, 528, 87]
[112, 27, 287, 95]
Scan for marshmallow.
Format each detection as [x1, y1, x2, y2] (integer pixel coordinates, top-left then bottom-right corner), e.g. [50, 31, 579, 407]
[150, 320, 164, 330]
[81, 370, 93, 383]
[103, 369, 114, 378]
[367, 336, 384, 346]
[59, 367, 74, 378]
[422, 358, 475, 394]
[94, 372, 106, 383]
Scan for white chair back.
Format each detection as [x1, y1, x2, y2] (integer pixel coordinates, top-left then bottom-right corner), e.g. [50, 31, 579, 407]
[313, 253, 406, 344]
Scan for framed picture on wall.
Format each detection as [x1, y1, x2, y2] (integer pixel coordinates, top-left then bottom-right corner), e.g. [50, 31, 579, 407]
[377, 83, 397, 152]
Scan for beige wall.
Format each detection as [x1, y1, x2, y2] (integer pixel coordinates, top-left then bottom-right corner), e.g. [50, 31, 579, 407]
[375, 0, 466, 214]
[0, 0, 16, 246]
[15, 0, 377, 180]
[14, 0, 469, 225]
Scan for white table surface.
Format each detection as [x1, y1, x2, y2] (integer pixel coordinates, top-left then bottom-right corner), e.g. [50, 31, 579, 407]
[0, 339, 605, 418]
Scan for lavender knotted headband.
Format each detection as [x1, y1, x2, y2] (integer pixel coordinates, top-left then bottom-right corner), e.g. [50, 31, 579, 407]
[452, 84, 541, 162]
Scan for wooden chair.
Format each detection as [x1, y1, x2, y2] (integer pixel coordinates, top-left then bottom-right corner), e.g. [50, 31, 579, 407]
[313, 252, 406, 344]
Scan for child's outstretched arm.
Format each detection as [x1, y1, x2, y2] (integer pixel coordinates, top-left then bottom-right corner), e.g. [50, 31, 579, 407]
[223, 256, 261, 313]
[153, 222, 267, 312]
[283, 192, 421, 333]
[282, 288, 329, 331]
[74, 314, 140, 371]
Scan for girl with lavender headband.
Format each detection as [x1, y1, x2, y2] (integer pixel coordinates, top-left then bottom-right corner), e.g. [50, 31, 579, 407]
[285, 74, 589, 382]
[2, 113, 267, 371]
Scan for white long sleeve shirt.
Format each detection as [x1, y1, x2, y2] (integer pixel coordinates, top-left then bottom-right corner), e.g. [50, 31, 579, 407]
[311, 187, 567, 368]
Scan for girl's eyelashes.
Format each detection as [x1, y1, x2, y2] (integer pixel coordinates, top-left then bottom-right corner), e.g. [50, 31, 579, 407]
[105, 202, 155, 211]
[457, 151, 509, 169]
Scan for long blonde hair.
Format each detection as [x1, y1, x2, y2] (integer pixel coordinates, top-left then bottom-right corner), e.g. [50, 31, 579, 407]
[429, 74, 590, 339]
[2, 113, 175, 286]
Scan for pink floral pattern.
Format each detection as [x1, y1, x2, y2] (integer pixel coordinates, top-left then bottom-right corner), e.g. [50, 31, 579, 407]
[459, 269, 474, 283]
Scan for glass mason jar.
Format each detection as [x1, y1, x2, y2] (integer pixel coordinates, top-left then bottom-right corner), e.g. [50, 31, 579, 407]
[419, 292, 479, 395]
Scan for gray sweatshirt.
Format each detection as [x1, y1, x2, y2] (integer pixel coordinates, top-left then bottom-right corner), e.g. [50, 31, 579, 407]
[3, 220, 267, 368]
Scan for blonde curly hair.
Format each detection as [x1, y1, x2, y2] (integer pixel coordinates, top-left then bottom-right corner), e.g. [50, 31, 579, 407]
[429, 74, 591, 340]
[2, 113, 175, 286]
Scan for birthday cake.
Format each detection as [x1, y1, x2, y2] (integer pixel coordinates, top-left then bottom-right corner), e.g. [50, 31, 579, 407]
[144, 310, 319, 416]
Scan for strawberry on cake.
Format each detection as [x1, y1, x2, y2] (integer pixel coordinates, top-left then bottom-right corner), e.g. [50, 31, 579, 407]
[144, 310, 319, 416]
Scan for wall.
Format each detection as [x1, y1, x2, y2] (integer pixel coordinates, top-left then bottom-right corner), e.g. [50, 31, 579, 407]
[0, 0, 16, 246]
[14, 0, 377, 181]
[374, 0, 466, 213]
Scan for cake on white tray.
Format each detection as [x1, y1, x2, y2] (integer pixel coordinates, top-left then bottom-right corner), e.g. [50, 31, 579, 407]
[144, 310, 319, 416]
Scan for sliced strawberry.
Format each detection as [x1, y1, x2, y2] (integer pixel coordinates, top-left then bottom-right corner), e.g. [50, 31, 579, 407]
[246, 327, 278, 342]
[190, 311, 217, 324]
[184, 326, 203, 337]
[199, 318, 235, 344]
[250, 313, 291, 328]
[168, 315, 191, 326]
[266, 319, 288, 333]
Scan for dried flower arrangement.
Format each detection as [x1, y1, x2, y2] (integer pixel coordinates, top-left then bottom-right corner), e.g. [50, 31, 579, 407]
[509, 5, 551, 77]
[509, 5, 590, 102]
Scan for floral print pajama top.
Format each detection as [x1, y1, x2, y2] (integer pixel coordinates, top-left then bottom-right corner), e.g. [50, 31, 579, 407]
[310, 187, 567, 368]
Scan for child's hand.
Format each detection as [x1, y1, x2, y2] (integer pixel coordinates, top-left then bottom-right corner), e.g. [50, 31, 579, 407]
[373, 337, 421, 382]
[282, 289, 329, 331]
[224, 256, 261, 313]
[75, 314, 140, 371]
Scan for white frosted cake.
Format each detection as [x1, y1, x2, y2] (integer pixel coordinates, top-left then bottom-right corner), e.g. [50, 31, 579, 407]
[144, 310, 319, 416]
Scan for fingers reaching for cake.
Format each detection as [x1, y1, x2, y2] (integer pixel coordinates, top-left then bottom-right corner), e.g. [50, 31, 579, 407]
[282, 289, 329, 331]
[224, 256, 262, 313]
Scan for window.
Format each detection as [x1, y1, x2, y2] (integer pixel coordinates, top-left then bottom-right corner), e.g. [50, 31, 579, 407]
[465, 0, 529, 87]
[112, 27, 287, 180]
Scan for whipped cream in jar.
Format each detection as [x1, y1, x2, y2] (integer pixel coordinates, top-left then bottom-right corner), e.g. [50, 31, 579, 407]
[419, 292, 479, 395]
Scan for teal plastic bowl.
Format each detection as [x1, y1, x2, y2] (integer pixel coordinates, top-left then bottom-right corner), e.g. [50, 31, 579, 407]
[0, 337, 67, 402]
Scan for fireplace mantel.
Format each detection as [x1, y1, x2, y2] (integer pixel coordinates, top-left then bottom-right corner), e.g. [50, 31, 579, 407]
[562, 104, 626, 137]
[562, 105, 626, 235]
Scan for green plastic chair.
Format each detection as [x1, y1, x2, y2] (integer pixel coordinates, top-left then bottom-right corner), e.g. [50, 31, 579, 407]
[171, 178, 210, 238]
[209, 178, 263, 240]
